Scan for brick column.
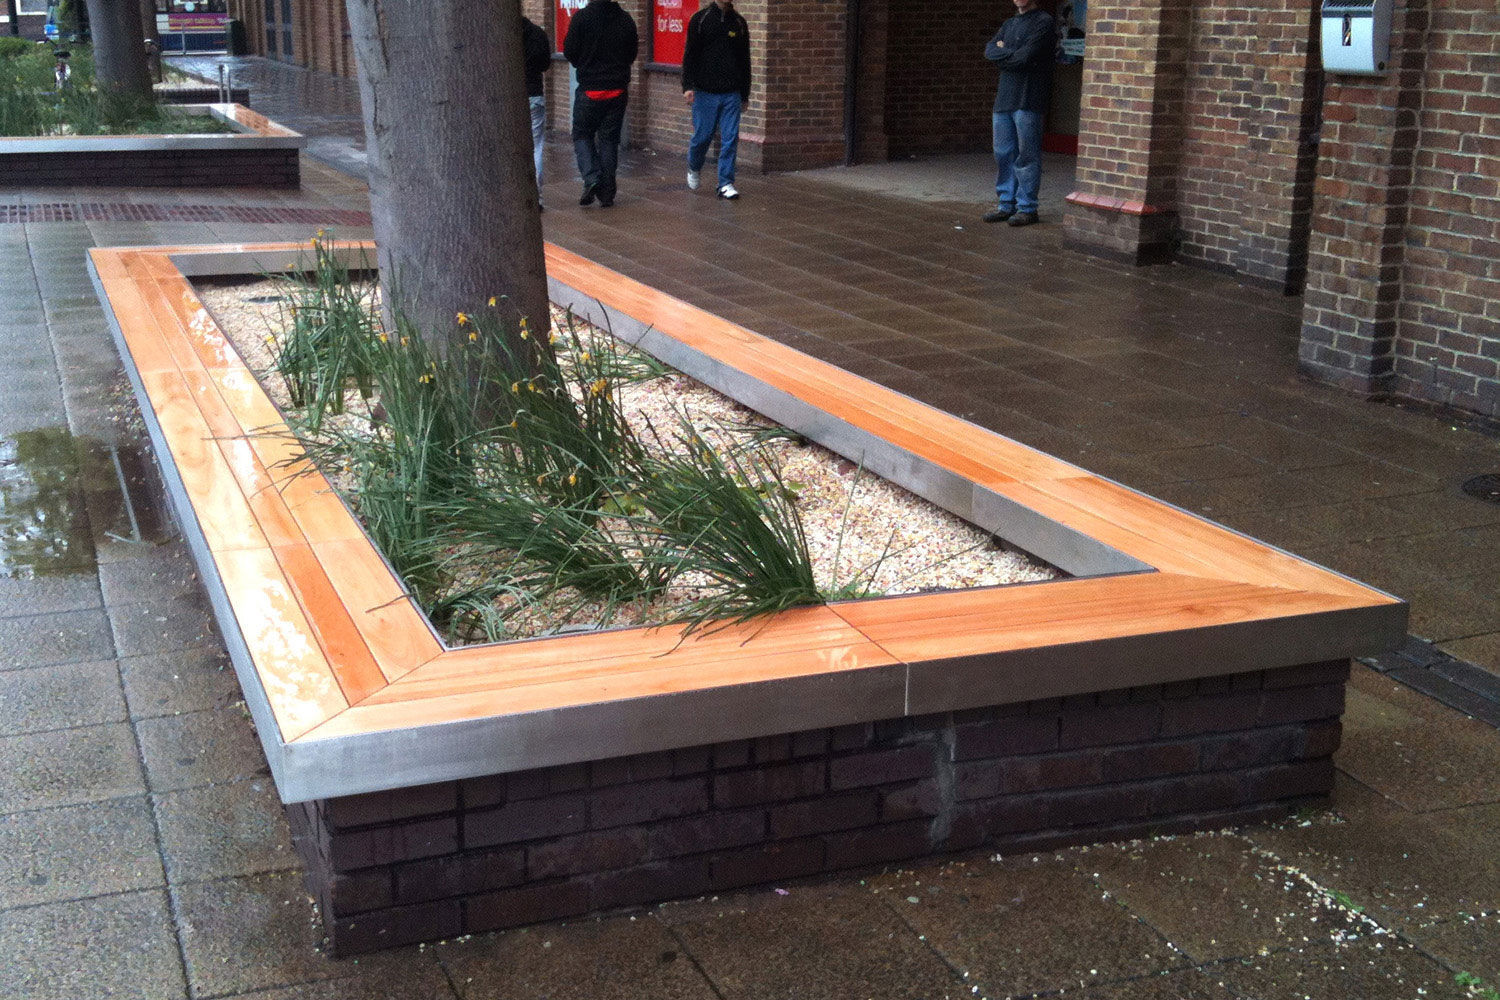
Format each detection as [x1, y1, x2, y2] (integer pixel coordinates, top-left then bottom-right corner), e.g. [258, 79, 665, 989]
[1297, 1, 1429, 395]
[756, 0, 850, 171]
[1062, 0, 1189, 265]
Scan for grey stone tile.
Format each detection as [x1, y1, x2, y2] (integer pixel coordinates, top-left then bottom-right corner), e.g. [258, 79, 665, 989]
[1069, 968, 1238, 1000]
[137, 707, 269, 791]
[97, 542, 204, 608]
[0, 796, 163, 908]
[0, 607, 115, 670]
[119, 645, 242, 719]
[155, 778, 296, 883]
[1400, 911, 1500, 985]
[0, 723, 145, 812]
[173, 872, 359, 997]
[0, 573, 100, 618]
[662, 883, 966, 1000]
[0, 658, 125, 736]
[109, 596, 221, 658]
[220, 965, 458, 999]
[0, 889, 185, 1000]
[1214, 935, 1459, 1000]
[438, 916, 715, 1000]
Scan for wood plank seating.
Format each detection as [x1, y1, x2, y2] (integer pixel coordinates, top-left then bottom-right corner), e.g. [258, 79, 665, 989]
[88, 241, 1407, 804]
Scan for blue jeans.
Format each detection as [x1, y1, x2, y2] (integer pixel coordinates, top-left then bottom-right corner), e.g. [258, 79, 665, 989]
[688, 91, 741, 189]
[529, 95, 546, 197]
[993, 109, 1043, 214]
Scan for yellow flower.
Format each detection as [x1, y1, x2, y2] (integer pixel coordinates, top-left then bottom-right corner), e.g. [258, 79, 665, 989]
[536, 473, 547, 485]
[508, 419, 518, 429]
[400, 336, 410, 347]
[510, 381, 520, 394]
[456, 312, 469, 326]
[468, 331, 478, 342]
[377, 332, 389, 343]
[590, 378, 608, 397]
[567, 473, 578, 486]
[487, 296, 497, 307]
[580, 351, 591, 363]
[418, 373, 434, 384]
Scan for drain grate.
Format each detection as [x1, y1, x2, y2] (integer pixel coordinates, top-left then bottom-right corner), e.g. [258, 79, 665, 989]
[1461, 473, 1500, 504]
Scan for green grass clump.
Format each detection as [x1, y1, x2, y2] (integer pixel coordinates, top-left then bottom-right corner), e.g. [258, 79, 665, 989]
[262, 236, 845, 644]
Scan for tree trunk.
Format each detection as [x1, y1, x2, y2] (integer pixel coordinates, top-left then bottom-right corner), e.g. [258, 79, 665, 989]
[83, 0, 152, 98]
[345, 0, 551, 360]
[139, 0, 161, 83]
[6, 0, 20, 38]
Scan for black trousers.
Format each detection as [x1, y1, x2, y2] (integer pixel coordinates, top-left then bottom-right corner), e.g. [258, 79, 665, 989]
[571, 89, 627, 201]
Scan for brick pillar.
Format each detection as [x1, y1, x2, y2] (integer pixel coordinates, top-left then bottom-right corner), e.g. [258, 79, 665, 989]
[756, 0, 849, 171]
[1062, 0, 1189, 265]
[1297, 1, 1428, 395]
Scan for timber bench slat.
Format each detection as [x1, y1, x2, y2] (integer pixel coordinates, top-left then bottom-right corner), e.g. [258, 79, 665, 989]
[89, 242, 1405, 802]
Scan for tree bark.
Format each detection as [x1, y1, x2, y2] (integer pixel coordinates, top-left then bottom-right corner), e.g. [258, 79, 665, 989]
[83, 0, 152, 98]
[6, 0, 20, 38]
[345, 0, 551, 360]
[139, 0, 161, 83]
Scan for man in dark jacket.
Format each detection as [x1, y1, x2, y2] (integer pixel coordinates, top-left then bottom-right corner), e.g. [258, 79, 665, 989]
[522, 16, 552, 209]
[681, 0, 751, 200]
[563, 0, 638, 208]
[983, 0, 1055, 226]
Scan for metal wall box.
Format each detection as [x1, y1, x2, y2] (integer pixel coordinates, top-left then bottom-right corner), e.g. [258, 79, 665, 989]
[1320, 0, 1392, 75]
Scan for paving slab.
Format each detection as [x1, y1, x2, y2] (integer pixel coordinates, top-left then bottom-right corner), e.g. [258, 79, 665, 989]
[1068, 967, 1239, 999]
[0, 574, 100, 619]
[660, 883, 968, 1000]
[96, 542, 205, 608]
[0, 607, 115, 669]
[867, 854, 1187, 998]
[1399, 911, 1500, 986]
[136, 706, 271, 791]
[119, 645, 243, 720]
[216, 965, 458, 999]
[0, 889, 185, 1000]
[437, 916, 718, 1000]
[0, 722, 144, 812]
[1211, 935, 1464, 1000]
[1078, 832, 1361, 964]
[108, 595, 221, 658]
[0, 658, 125, 736]
[154, 778, 298, 883]
[0, 796, 163, 908]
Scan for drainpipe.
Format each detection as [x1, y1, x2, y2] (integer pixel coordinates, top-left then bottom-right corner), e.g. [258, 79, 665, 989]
[843, 0, 861, 165]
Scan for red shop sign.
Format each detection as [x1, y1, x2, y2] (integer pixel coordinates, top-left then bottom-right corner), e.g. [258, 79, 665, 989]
[652, 0, 688, 66]
[555, 0, 586, 52]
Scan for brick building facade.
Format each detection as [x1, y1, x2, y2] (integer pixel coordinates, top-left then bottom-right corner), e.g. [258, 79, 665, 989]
[224, 0, 1499, 421]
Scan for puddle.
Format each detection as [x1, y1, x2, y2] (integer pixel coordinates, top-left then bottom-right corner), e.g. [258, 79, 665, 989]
[0, 428, 167, 578]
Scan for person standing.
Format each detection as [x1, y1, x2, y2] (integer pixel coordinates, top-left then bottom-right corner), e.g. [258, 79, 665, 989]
[681, 0, 751, 201]
[983, 0, 1055, 226]
[521, 15, 552, 210]
[563, 0, 639, 208]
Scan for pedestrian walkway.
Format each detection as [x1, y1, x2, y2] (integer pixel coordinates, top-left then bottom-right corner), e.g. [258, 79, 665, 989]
[0, 56, 1496, 1000]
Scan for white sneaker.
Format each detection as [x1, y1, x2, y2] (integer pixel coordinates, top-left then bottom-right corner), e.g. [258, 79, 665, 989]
[717, 183, 739, 200]
[686, 169, 700, 191]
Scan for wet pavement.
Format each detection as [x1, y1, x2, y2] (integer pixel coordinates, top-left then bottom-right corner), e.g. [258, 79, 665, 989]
[0, 55, 1497, 1000]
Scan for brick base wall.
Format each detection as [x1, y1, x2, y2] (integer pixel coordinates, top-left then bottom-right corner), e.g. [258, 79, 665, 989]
[0, 147, 300, 188]
[288, 658, 1348, 956]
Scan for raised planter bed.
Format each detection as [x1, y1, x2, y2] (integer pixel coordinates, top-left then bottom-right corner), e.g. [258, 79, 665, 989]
[1, 104, 303, 187]
[89, 241, 1406, 954]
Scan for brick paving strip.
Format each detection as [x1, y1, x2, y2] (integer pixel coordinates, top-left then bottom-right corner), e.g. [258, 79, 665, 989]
[0, 202, 372, 226]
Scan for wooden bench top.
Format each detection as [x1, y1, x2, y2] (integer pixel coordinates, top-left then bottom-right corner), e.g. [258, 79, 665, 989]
[89, 241, 1405, 802]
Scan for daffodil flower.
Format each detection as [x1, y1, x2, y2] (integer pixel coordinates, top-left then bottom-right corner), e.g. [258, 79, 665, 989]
[456, 312, 469, 326]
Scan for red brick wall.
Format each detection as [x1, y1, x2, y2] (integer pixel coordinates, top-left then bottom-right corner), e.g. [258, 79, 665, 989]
[883, 0, 995, 157]
[289, 660, 1347, 955]
[0, 148, 300, 187]
[1300, 0, 1499, 421]
[757, 0, 847, 170]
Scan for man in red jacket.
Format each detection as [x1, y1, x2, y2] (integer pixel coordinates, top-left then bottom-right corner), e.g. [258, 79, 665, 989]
[681, 0, 751, 200]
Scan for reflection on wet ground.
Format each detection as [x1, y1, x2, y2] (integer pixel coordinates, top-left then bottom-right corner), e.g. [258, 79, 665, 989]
[0, 428, 166, 578]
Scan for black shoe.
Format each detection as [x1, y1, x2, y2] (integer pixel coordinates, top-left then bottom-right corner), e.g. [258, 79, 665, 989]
[983, 207, 1014, 223]
[1008, 212, 1040, 227]
[598, 193, 615, 208]
[579, 184, 597, 207]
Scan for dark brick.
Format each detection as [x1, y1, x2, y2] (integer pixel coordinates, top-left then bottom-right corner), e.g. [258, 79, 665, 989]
[332, 899, 461, 956]
[769, 791, 879, 838]
[322, 782, 457, 829]
[825, 819, 934, 869]
[714, 762, 825, 807]
[393, 847, 524, 904]
[829, 745, 933, 791]
[1101, 741, 1200, 782]
[673, 746, 712, 775]
[1230, 671, 1265, 692]
[528, 828, 649, 879]
[461, 774, 508, 810]
[1161, 680, 1199, 699]
[327, 817, 458, 871]
[591, 777, 709, 828]
[829, 723, 874, 751]
[591, 757, 634, 787]
[953, 715, 1058, 759]
[712, 740, 752, 769]
[623, 750, 676, 782]
[1243, 759, 1336, 801]
[790, 728, 830, 758]
[1153, 772, 1248, 816]
[1264, 659, 1350, 689]
[1160, 693, 1263, 737]
[648, 808, 766, 858]
[550, 762, 591, 792]
[1259, 684, 1346, 725]
[1129, 684, 1165, 703]
[955, 760, 1005, 801]
[1046, 783, 1160, 829]
[502, 769, 552, 801]
[328, 870, 392, 914]
[1199, 727, 1301, 772]
[712, 837, 825, 890]
[1299, 719, 1343, 759]
[872, 718, 911, 743]
[1006, 751, 1104, 793]
[590, 859, 712, 911]
[1097, 687, 1133, 706]
[466, 879, 591, 933]
[753, 734, 793, 763]
[463, 794, 587, 849]
[1059, 703, 1161, 748]
[880, 780, 945, 821]
[1197, 676, 1233, 695]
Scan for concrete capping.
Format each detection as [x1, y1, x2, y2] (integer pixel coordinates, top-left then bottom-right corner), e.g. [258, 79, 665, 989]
[0, 103, 305, 153]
